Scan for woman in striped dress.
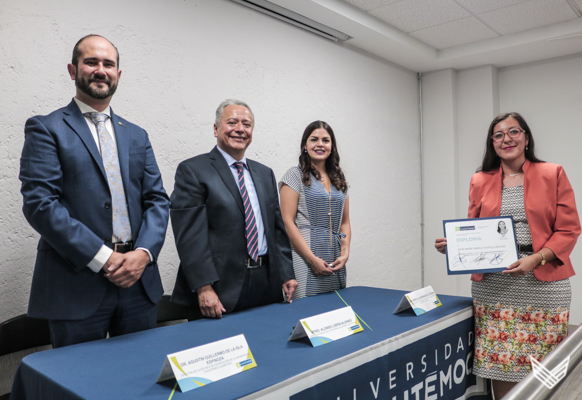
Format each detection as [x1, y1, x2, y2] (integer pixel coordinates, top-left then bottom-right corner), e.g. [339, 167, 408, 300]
[279, 121, 351, 300]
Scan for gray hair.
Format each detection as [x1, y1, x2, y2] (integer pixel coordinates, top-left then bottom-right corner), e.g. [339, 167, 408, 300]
[215, 99, 254, 126]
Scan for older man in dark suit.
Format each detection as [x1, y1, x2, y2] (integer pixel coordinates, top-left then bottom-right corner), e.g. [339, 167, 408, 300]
[171, 99, 297, 319]
[19, 35, 170, 347]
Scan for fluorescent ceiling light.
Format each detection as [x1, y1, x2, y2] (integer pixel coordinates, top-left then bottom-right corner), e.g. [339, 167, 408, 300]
[231, 0, 351, 42]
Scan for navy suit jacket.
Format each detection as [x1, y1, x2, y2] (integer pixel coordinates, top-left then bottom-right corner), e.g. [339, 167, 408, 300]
[170, 146, 294, 311]
[19, 99, 170, 320]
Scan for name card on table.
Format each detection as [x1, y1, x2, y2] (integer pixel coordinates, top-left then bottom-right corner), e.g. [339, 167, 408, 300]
[288, 306, 363, 347]
[393, 286, 442, 316]
[156, 334, 256, 393]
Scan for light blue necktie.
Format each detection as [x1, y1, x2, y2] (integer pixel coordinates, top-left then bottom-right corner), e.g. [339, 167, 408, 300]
[86, 113, 131, 242]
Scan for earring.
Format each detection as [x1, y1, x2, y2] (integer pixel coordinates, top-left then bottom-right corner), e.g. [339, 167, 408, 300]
[303, 149, 307, 153]
[526, 145, 529, 150]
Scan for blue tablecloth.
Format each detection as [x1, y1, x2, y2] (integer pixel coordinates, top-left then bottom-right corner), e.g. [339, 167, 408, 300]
[11, 287, 491, 399]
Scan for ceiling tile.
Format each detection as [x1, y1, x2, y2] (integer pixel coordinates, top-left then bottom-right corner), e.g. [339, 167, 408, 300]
[454, 0, 531, 15]
[479, 0, 578, 35]
[410, 17, 499, 49]
[368, 0, 471, 32]
[343, 0, 403, 12]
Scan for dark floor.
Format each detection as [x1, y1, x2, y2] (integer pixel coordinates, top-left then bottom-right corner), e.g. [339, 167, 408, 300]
[548, 358, 582, 400]
[547, 325, 582, 400]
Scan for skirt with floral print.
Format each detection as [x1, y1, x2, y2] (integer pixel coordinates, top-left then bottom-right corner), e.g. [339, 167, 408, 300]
[472, 271, 571, 382]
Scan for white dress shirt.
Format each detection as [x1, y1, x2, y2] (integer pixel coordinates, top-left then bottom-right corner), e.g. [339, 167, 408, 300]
[73, 98, 151, 272]
[216, 146, 268, 256]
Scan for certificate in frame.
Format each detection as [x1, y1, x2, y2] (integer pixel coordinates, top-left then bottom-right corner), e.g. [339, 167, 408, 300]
[443, 216, 520, 275]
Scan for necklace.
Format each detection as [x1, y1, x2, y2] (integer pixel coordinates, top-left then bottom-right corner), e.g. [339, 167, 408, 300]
[503, 172, 522, 178]
[327, 190, 333, 248]
[316, 171, 333, 246]
[319, 175, 333, 247]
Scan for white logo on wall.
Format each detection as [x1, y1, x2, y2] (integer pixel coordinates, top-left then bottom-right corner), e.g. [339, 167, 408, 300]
[530, 356, 569, 389]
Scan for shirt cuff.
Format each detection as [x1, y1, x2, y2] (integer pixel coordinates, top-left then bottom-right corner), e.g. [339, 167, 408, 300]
[136, 247, 153, 263]
[87, 245, 114, 273]
[194, 282, 215, 293]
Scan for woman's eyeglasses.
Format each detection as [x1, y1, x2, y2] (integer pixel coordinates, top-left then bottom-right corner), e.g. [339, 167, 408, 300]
[491, 127, 524, 143]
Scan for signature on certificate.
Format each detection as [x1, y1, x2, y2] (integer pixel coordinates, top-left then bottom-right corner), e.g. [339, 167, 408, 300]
[453, 251, 508, 269]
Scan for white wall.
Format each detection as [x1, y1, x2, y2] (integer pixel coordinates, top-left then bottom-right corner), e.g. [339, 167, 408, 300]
[422, 69, 459, 295]
[0, 0, 421, 324]
[423, 54, 582, 325]
[499, 53, 582, 325]
[423, 65, 500, 300]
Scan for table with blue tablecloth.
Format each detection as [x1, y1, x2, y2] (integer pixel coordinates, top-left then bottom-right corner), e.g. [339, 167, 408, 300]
[11, 287, 491, 399]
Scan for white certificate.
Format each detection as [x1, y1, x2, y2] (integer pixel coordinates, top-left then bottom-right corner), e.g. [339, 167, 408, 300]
[443, 216, 519, 274]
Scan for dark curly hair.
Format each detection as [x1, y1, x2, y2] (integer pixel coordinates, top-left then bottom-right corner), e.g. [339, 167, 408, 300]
[478, 112, 544, 173]
[299, 121, 347, 193]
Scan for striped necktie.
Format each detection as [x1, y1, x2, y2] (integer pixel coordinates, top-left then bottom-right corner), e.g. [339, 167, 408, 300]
[234, 162, 259, 261]
[86, 112, 131, 242]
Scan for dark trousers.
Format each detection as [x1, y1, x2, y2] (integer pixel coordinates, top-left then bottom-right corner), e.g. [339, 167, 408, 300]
[187, 263, 283, 321]
[49, 280, 156, 348]
[232, 264, 283, 312]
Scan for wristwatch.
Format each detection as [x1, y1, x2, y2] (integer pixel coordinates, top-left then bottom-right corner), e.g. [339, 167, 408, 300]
[537, 251, 546, 266]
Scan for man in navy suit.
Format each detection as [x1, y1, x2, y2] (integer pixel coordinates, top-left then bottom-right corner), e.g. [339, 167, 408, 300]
[19, 35, 170, 347]
[171, 99, 297, 319]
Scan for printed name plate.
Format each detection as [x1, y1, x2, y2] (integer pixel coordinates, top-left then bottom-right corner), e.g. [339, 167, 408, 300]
[156, 334, 256, 393]
[393, 286, 442, 316]
[288, 306, 363, 347]
[443, 216, 519, 275]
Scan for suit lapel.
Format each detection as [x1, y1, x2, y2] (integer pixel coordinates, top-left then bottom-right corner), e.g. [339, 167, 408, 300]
[110, 110, 130, 187]
[247, 160, 269, 228]
[481, 168, 503, 216]
[63, 100, 106, 178]
[210, 147, 244, 215]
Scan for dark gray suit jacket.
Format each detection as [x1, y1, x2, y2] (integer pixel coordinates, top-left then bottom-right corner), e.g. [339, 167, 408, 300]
[170, 146, 294, 311]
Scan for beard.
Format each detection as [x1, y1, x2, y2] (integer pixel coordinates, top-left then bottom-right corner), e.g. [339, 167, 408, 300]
[76, 74, 118, 100]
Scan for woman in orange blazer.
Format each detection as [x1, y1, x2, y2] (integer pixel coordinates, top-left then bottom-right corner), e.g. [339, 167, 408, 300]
[435, 112, 580, 399]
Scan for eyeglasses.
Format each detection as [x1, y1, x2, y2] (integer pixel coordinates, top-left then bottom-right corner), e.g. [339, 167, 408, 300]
[491, 127, 524, 143]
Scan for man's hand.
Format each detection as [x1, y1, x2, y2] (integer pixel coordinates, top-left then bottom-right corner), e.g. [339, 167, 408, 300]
[103, 252, 125, 274]
[197, 284, 226, 318]
[282, 279, 298, 303]
[104, 250, 150, 288]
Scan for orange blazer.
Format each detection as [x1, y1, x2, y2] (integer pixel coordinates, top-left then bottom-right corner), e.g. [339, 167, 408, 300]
[469, 160, 580, 282]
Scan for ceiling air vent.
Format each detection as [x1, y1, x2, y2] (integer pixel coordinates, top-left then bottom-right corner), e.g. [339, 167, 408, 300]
[231, 0, 350, 41]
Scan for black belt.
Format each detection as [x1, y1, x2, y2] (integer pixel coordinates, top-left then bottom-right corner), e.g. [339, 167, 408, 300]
[107, 241, 134, 254]
[247, 254, 268, 269]
[518, 244, 533, 253]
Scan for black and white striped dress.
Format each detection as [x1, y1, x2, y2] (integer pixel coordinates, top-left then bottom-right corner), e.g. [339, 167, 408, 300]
[279, 166, 348, 300]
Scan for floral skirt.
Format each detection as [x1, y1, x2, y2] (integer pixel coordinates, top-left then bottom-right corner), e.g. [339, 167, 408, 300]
[472, 271, 570, 382]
